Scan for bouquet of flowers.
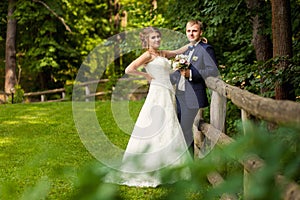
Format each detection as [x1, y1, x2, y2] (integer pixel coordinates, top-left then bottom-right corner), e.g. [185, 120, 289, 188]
[171, 54, 190, 70]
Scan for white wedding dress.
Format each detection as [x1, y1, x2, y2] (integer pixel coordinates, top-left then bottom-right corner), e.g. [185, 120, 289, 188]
[105, 56, 192, 187]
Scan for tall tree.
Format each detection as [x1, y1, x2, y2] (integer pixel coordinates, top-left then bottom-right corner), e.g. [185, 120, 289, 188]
[271, 0, 294, 100]
[5, 0, 17, 94]
[246, 0, 273, 94]
[110, 0, 122, 76]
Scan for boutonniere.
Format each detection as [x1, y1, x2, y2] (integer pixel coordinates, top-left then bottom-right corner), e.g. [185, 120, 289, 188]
[192, 56, 198, 61]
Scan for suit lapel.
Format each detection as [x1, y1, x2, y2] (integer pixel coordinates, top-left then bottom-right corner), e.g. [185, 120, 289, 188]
[190, 43, 201, 64]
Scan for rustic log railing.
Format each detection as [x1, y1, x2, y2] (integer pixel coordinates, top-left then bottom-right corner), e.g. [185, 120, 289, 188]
[16, 77, 147, 103]
[75, 77, 146, 102]
[193, 76, 300, 200]
[24, 88, 66, 102]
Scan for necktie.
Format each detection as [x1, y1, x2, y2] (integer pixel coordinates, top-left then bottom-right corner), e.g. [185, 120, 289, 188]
[188, 45, 194, 51]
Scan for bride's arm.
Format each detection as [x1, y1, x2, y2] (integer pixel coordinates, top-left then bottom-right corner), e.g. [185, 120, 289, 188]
[125, 51, 153, 82]
[163, 43, 191, 58]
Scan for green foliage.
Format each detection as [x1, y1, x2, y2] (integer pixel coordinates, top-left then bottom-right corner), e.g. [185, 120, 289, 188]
[224, 100, 242, 137]
[230, 122, 300, 199]
[6, 84, 24, 104]
[1, 0, 299, 100]
[13, 84, 25, 103]
[63, 84, 73, 101]
[251, 55, 300, 99]
[163, 0, 300, 100]
[0, 0, 116, 91]
[120, 0, 169, 29]
[12, 0, 80, 91]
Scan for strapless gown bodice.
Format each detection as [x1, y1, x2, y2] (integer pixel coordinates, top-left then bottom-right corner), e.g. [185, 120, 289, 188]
[145, 56, 173, 91]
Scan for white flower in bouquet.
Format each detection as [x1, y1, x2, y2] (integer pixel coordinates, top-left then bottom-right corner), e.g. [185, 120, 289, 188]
[171, 54, 190, 70]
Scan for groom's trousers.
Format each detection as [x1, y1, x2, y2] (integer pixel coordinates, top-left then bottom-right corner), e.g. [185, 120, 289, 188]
[176, 92, 198, 158]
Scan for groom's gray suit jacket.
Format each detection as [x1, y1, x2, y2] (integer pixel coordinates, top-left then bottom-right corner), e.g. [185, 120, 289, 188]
[171, 41, 219, 109]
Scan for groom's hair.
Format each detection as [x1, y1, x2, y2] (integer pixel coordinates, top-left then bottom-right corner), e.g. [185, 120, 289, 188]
[186, 20, 204, 31]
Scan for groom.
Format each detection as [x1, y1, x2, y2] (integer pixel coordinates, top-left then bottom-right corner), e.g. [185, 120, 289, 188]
[171, 20, 219, 157]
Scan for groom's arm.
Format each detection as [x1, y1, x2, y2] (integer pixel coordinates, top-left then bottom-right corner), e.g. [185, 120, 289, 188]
[170, 70, 181, 85]
[198, 55, 219, 79]
[205, 45, 218, 66]
[185, 65, 205, 83]
[198, 44, 219, 79]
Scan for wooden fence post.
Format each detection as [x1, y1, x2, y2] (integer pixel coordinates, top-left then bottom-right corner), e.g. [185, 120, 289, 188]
[62, 91, 65, 100]
[241, 109, 251, 200]
[207, 89, 227, 156]
[85, 85, 90, 102]
[193, 108, 204, 158]
[41, 94, 45, 102]
[210, 90, 227, 132]
[194, 90, 227, 158]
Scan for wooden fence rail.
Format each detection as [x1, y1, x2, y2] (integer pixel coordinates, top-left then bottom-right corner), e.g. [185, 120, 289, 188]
[205, 77, 300, 125]
[24, 88, 66, 102]
[19, 77, 147, 103]
[194, 76, 300, 200]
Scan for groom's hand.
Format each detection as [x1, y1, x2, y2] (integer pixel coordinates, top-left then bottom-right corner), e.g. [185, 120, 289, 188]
[180, 69, 190, 78]
[179, 69, 185, 77]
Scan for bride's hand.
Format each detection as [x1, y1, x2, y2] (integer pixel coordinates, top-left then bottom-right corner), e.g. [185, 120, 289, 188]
[145, 74, 154, 83]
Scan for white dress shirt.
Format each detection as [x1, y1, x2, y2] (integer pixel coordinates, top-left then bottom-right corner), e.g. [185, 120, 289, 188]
[178, 41, 199, 91]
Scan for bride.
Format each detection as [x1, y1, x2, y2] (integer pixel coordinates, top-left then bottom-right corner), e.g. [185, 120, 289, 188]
[106, 27, 192, 187]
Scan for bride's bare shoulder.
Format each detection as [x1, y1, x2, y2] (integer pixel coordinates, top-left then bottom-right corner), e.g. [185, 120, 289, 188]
[140, 51, 156, 64]
[142, 51, 152, 59]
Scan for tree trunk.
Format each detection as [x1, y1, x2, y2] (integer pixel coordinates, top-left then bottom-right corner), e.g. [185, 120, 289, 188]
[107, 0, 121, 77]
[246, 0, 273, 95]
[271, 0, 294, 100]
[113, 0, 121, 75]
[5, 0, 17, 94]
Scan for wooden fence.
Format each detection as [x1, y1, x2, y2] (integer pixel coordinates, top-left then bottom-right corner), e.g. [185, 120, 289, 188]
[17, 77, 146, 102]
[194, 76, 300, 200]
[24, 88, 66, 102]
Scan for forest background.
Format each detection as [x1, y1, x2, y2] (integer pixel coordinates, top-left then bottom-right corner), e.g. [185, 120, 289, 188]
[0, 0, 299, 101]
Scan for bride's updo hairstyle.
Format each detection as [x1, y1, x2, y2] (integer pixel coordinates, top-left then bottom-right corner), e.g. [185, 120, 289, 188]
[139, 27, 161, 49]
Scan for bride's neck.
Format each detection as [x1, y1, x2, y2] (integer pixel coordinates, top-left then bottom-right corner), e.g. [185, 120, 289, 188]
[148, 48, 160, 56]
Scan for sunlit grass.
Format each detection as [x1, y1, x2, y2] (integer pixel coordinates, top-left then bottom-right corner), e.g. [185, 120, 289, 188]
[0, 102, 95, 199]
[0, 137, 14, 145]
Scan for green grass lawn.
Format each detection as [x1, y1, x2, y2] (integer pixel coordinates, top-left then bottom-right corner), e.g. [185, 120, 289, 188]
[1, 101, 297, 199]
[0, 102, 95, 199]
[0, 101, 208, 200]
